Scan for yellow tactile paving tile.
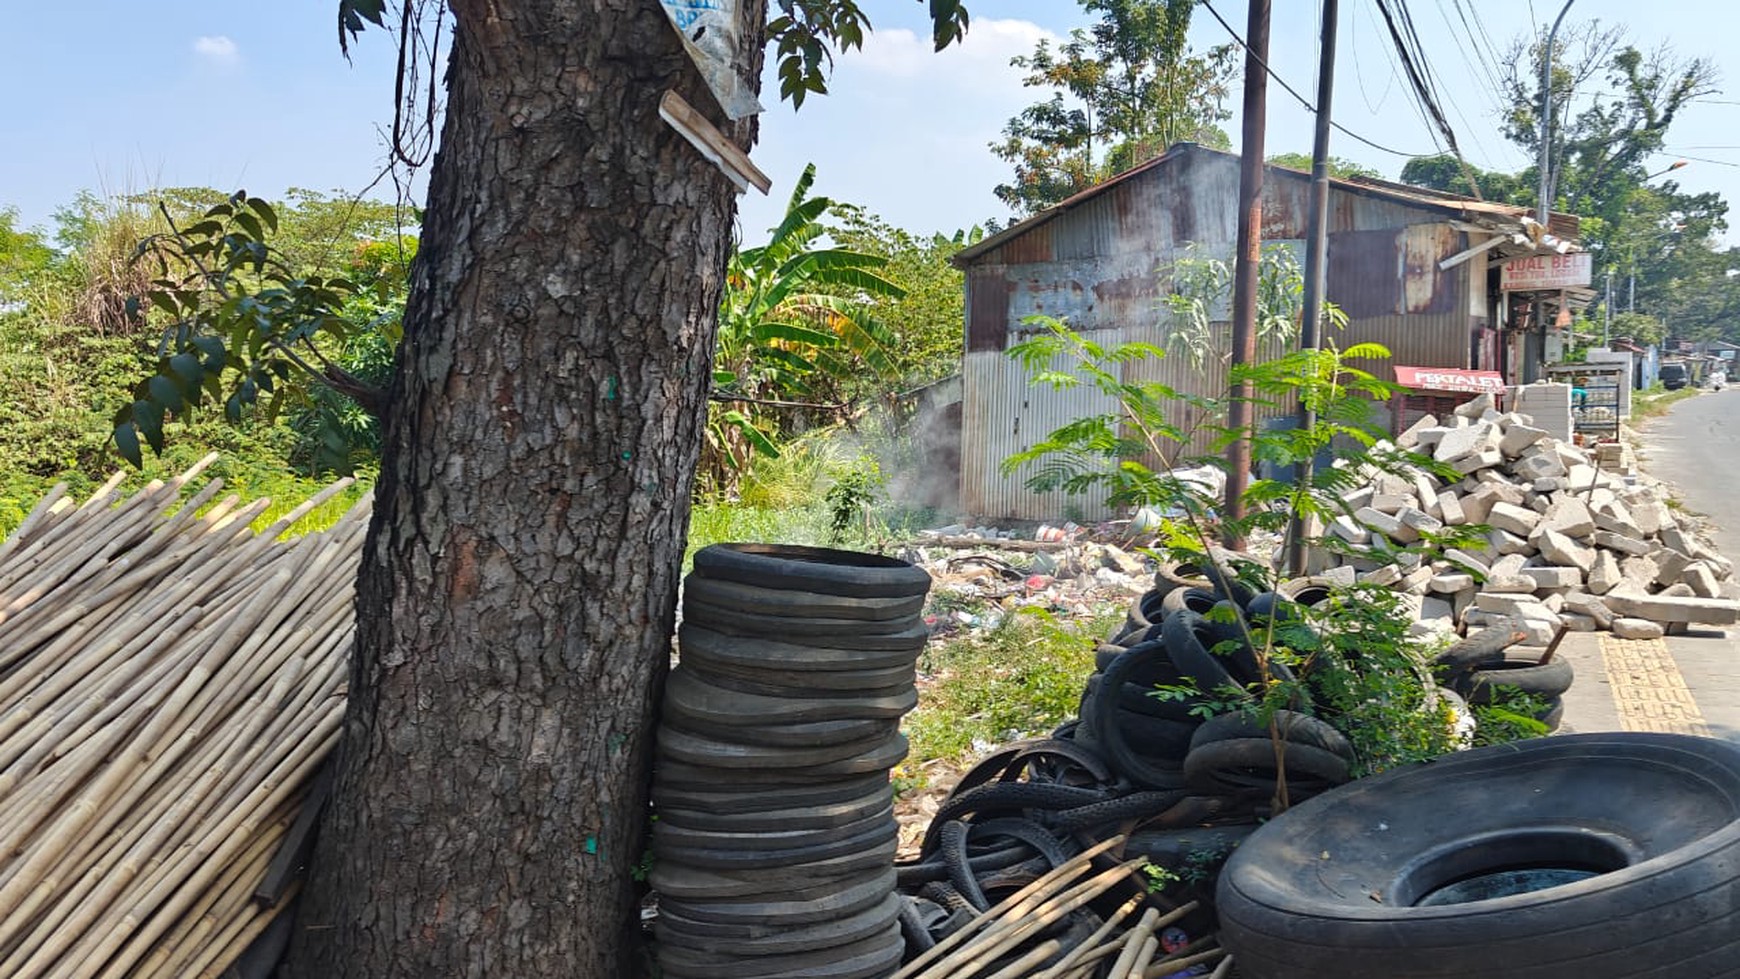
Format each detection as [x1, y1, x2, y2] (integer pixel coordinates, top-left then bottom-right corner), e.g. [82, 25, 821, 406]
[1599, 635, 1711, 736]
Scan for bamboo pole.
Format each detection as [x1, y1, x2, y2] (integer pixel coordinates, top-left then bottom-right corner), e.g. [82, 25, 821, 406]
[1031, 895, 1146, 979]
[893, 836, 1130, 979]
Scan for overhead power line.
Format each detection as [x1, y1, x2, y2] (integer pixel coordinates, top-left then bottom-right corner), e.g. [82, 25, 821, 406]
[1197, 0, 1434, 158]
[1372, 0, 1486, 196]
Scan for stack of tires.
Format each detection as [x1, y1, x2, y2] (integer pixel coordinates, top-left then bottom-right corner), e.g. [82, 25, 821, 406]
[649, 543, 931, 979]
[1079, 561, 1354, 806]
[1436, 624, 1572, 731]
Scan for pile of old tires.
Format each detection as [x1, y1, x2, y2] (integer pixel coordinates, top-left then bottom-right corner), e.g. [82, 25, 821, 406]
[648, 543, 931, 979]
[1218, 732, 1740, 978]
[1079, 561, 1355, 809]
[1436, 626, 1573, 731]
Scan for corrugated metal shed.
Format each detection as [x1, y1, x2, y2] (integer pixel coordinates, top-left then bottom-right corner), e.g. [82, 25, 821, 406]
[954, 142, 1515, 521]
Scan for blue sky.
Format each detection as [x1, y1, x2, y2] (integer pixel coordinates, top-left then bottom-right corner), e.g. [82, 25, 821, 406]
[5, 2, 1740, 244]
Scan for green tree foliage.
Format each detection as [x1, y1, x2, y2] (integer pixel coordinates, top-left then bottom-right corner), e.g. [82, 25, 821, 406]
[992, 0, 1237, 215]
[0, 209, 55, 308]
[828, 206, 981, 387]
[1607, 310, 1666, 346]
[1265, 153, 1381, 180]
[704, 164, 904, 493]
[1397, 154, 1530, 203]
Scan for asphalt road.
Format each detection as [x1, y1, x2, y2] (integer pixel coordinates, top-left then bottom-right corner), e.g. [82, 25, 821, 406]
[1634, 387, 1740, 562]
[1556, 387, 1740, 743]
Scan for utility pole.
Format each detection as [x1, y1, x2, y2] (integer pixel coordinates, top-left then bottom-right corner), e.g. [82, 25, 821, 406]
[1537, 0, 1575, 223]
[1224, 0, 1271, 548]
[1287, 0, 1338, 576]
[1603, 273, 1612, 347]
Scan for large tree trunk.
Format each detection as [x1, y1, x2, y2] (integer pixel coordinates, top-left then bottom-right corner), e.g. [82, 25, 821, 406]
[288, 3, 765, 975]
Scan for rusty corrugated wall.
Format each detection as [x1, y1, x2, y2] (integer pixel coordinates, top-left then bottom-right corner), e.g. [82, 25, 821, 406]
[957, 145, 1482, 521]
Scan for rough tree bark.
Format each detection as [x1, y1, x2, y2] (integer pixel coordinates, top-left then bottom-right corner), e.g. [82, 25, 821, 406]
[288, 2, 767, 975]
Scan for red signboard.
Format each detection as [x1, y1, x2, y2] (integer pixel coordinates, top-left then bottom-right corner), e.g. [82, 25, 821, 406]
[1393, 366, 1507, 395]
[1500, 253, 1592, 291]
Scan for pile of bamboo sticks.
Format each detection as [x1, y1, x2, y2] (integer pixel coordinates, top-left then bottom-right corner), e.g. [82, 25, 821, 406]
[891, 838, 1233, 979]
[0, 456, 365, 978]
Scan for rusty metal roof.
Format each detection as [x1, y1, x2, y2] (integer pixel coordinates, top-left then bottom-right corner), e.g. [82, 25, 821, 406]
[955, 142, 1581, 267]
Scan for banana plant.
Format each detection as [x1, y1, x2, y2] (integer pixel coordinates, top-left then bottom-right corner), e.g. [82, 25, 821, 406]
[703, 164, 906, 494]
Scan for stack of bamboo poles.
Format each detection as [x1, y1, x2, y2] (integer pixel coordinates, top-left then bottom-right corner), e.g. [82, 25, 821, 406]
[891, 838, 1233, 979]
[0, 455, 366, 978]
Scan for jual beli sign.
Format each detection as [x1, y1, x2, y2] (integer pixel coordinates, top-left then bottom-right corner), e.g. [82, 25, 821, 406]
[1500, 253, 1592, 291]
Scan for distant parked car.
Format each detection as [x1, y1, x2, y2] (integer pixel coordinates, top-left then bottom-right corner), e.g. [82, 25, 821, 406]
[1660, 362, 1689, 390]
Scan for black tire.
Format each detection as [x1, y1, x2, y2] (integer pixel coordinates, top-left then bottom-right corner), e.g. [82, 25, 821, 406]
[681, 599, 928, 648]
[1127, 824, 1257, 870]
[1455, 656, 1575, 704]
[1244, 591, 1304, 625]
[1120, 589, 1170, 640]
[683, 574, 926, 622]
[1538, 697, 1565, 732]
[1189, 709, 1354, 761]
[1003, 738, 1117, 788]
[1161, 585, 1222, 618]
[1216, 733, 1740, 979]
[1182, 738, 1351, 796]
[657, 785, 893, 833]
[662, 668, 917, 725]
[922, 782, 1112, 855]
[1276, 579, 1333, 608]
[677, 660, 915, 700]
[1049, 790, 1191, 833]
[1086, 634, 1195, 791]
[1432, 621, 1526, 676]
[1154, 559, 1215, 596]
[655, 891, 900, 952]
[1081, 673, 1203, 724]
[1162, 610, 1248, 697]
[1102, 709, 1197, 761]
[651, 771, 890, 815]
[677, 624, 924, 673]
[652, 805, 895, 861]
[660, 708, 894, 749]
[655, 921, 904, 978]
[657, 724, 901, 770]
[655, 732, 909, 784]
[692, 542, 931, 599]
[647, 842, 900, 900]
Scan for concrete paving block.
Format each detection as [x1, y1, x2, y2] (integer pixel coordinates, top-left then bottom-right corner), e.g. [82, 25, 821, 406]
[1487, 501, 1540, 537]
[1591, 530, 1652, 557]
[1397, 413, 1440, 449]
[1400, 564, 1436, 593]
[1661, 583, 1696, 598]
[1633, 500, 1671, 537]
[1412, 471, 1441, 507]
[1436, 490, 1467, 526]
[1398, 507, 1443, 539]
[1654, 549, 1693, 588]
[1660, 524, 1694, 555]
[1533, 477, 1568, 494]
[1520, 566, 1583, 589]
[1420, 596, 1454, 622]
[1452, 447, 1506, 475]
[1559, 612, 1598, 632]
[1611, 617, 1667, 639]
[1499, 423, 1550, 457]
[1474, 592, 1554, 618]
[1542, 593, 1566, 613]
[1330, 515, 1370, 545]
[1369, 492, 1414, 515]
[1355, 506, 1408, 542]
[1429, 572, 1475, 593]
[1484, 575, 1538, 593]
[1320, 564, 1357, 587]
[1490, 553, 1528, 578]
[1685, 562, 1721, 599]
[1341, 485, 1376, 511]
[1527, 494, 1553, 515]
[1536, 528, 1594, 572]
[1445, 548, 1491, 577]
[1541, 497, 1595, 538]
[1360, 564, 1403, 587]
[1454, 393, 1496, 418]
[1563, 592, 1616, 628]
[1587, 550, 1622, 595]
[1511, 452, 1568, 481]
[1489, 528, 1534, 556]
[1602, 593, 1740, 625]
[1434, 422, 1497, 463]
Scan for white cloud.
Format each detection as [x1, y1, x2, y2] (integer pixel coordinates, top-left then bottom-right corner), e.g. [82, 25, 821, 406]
[192, 36, 240, 67]
[851, 18, 1055, 92]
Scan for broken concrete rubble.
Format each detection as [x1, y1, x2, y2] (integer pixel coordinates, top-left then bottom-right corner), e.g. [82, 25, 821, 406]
[1306, 407, 1738, 643]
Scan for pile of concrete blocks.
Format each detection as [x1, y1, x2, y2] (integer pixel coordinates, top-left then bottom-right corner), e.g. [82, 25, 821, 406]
[1301, 393, 1740, 645]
